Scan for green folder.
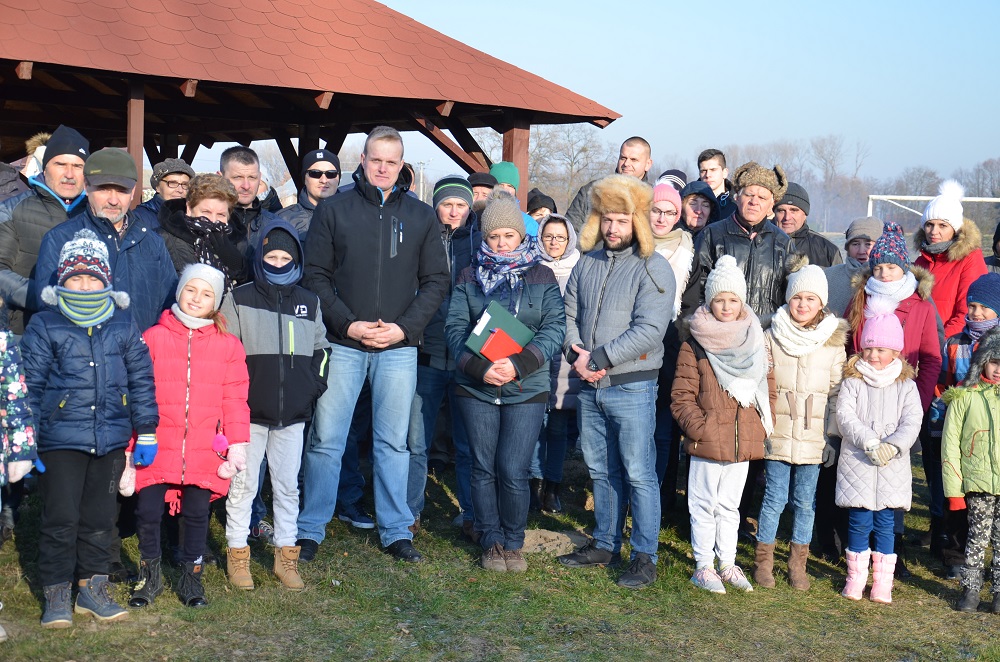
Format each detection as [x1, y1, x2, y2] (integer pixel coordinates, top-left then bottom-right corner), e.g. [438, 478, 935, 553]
[465, 300, 535, 359]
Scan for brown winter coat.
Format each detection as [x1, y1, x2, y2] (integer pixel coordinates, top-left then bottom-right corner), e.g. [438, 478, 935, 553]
[671, 338, 777, 463]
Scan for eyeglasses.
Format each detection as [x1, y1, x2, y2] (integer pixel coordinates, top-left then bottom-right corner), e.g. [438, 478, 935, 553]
[306, 169, 340, 179]
[650, 208, 678, 219]
[161, 180, 189, 190]
[541, 235, 569, 244]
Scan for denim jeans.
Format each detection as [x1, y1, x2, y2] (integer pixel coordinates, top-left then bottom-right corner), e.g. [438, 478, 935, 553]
[534, 408, 573, 483]
[407, 365, 469, 519]
[847, 507, 894, 554]
[336, 382, 371, 510]
[298, 345, 417, 547]
[456, 396, 545, 550]
[577, 380, 660, 562]
[756, 460, 821, 545]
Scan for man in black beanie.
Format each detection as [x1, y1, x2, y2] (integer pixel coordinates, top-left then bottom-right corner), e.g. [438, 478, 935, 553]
[774, 182, 843, 268]
[278, 148, 342, 236]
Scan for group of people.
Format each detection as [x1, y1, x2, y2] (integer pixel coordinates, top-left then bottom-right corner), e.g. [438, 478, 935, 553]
[1, 124, 1000, 641]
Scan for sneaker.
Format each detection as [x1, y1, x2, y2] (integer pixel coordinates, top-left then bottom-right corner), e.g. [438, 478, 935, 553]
[337, 502, 375, 529]
[481, 543, 506, 572]
[41, 582, 73, 629]
[691, 567, 726, 594]
[617, 553, 657, 589]
[75, 575, 128, 622]
[385, 539, 423, 563]
[503, 548, 528, 573]
[557, 541, 621, 568]
[297, 538, 319, 563]
[719, 564, 754, 592]
[250, 520, 275, 546]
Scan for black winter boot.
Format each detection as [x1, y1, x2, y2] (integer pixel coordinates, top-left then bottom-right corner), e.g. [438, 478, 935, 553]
[956, 587, 981, 612]
[129, 557, 165, 608]
[529, 478, 543, 512]
[894, 534, 912, 579]
[541, 481, 563, 513]
[177, 561, 208, 608]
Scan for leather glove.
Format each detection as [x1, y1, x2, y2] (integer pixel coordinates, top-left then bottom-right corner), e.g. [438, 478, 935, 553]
[7, 460, 32, 483]
[134, 433, 158, 466]
[821, 443, 837, 468]
[217, 443, 248, 479]
[947, 496, 967, 511]
[119, 452, 136, 497]
[866, 443, 898, 467]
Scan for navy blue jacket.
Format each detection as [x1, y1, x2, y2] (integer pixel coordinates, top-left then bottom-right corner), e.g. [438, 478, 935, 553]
[34, 208, 177, 332]
[132, 194, 164, 230]
[21, 306, 158, 456]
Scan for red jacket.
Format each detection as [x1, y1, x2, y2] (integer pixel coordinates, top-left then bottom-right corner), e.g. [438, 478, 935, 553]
[848, 266, 942, 411]
[135, 310, 251, 502]
[914, 223, 988, 338]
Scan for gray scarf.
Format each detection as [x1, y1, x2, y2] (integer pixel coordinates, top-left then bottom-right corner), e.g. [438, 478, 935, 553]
[922, 239, 954, 255]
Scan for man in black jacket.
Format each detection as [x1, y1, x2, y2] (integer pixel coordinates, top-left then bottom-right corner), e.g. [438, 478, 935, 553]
[297, 126, 449, 563]
[277, 148, 341, 235]
[775, 182, 843, 268]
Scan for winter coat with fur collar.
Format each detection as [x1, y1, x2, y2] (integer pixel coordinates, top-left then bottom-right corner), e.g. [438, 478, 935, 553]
[835, 356, 922, 511]
[764, 317, 848, 464]
[914, 222, 988, 338]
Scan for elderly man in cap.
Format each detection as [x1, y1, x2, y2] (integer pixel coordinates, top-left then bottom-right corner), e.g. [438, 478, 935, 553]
[0, 125, 91, 334]
[278, 148, 341, 235]
[132, 158, 196, 231]
[774, 182, 842, 268]
[824, 217, 883, 316]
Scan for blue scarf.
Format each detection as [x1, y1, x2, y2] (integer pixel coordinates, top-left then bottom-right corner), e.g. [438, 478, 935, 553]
[966, 315, 1000, 343]
[57, 286, 114, 327]
[263, 261, 301, 286]
[475, 236, 541, 313]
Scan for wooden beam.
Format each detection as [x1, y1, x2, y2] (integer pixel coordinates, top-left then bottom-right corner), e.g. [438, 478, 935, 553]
[143, 135, 160, 167]
[446, 116, 491, 170]
[15, 61, 32, 80]
[318, 118, 353, 154]
[180, 139, 201, 166]
[435, 100, 455, 117]
[589, 118, 611, 128]
[274, 135, 302, 191]
[298, 123, 320, 158]
[314, 91, 334, 110]
[180, 79, 198, 98]
[502, 113, 531, 211]
[163, 133, 179, 160]
[409, 112, 483, 174]
[127, 79, 144, 208]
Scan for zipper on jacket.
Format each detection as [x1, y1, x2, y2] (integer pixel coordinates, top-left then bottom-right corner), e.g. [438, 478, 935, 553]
[277, 290, 285, 426]
[375, 201, 385, 323]
[288, 319, 296, 369]
[734, 413, 740, 460]
[590, 254, 617, 350]
[181, 329, 192, 484]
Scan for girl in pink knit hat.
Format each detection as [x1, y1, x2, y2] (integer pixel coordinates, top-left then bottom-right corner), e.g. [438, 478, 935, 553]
[835, 314, 921, 604]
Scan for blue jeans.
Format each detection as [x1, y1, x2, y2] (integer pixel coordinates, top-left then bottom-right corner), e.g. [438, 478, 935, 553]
[298, 345, 417, 547]
[336, 383, 370, 510]
[407, 365, 469, 519]
[534, 408, 572, 483]
[847, 507, 894, 554]
[756, 460, 821, 545]
[578, 380, 660, 562]
[456, 396, 545, 550]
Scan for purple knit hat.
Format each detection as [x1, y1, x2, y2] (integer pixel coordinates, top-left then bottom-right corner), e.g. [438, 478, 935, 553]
[868, 221, 909, 271]
[861, 314, 904, 352]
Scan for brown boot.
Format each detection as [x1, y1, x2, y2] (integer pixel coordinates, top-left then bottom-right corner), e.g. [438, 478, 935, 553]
[274, 546, 305, 591]
[462, 520, 481, 544]
[227, 546, 254, 590]
[753, 541, 776, 588]
[788, 543, 811, 591]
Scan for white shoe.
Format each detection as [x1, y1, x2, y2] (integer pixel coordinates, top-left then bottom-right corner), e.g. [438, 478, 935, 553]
[719, 564, 754, 592]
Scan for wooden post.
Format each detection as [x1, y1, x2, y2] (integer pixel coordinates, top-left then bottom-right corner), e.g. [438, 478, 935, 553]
[502, 115, 530, 211]
[127, 79, 145, 208]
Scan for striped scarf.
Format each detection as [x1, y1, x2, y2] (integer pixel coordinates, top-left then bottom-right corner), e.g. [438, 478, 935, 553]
[475, 236, 541, 313]
[57, 286, 114, 327]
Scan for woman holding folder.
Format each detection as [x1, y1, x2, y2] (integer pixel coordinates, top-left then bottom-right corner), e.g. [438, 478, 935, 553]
[445, 192, 566, 573]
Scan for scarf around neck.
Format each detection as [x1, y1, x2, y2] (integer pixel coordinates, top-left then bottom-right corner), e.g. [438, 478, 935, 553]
[475, 236, 541, 313]
[769, 306, 840, 357]
[653, 229, 694, 320]
[182, 215, 233, 289]
[864, 271, 918, 316]
[688, 304, 774, 436]
[922, 239, 954, 255]
[171, 304, 214, 330]
[966, 315, 1000, 343]
[855, 357, 903, 388]
[57, 286, 114, 328]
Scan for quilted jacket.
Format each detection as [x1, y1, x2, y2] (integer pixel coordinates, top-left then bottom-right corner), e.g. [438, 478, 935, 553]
[835, 356, 922, 511]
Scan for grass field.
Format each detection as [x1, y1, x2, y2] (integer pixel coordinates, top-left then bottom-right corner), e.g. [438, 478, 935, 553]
[1, 455, 999, 661]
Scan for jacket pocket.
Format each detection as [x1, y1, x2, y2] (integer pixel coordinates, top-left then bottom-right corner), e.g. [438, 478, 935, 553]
[46, 391, 71, 423]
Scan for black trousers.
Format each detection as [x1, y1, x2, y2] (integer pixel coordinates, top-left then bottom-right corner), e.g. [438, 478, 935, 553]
[38, 449, 125, 586]
[136, 483, 212, 563]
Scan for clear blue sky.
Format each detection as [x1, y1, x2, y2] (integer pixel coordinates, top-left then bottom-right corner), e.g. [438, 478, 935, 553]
[375, 0, 1000, 184]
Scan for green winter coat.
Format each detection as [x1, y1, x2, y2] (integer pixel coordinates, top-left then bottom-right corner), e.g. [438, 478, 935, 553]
[942, 382, 1000, 498]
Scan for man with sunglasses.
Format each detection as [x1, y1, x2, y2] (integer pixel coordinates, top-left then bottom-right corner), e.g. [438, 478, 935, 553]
[278, 149, 341, 235]
[132, 158, 196, 232]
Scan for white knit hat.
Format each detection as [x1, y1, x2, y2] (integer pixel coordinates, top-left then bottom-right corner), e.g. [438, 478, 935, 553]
[705, 255, 747, 304]
[922, 180, 965, 232]
[785, 263, 829, 307]
[177, 263, 225, 312]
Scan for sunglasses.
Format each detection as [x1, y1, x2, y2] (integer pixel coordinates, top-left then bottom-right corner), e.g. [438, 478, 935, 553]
[306, 169, 340, 179]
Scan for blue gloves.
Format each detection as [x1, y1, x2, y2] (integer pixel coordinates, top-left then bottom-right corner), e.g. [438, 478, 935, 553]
[134, 433, 158, 467]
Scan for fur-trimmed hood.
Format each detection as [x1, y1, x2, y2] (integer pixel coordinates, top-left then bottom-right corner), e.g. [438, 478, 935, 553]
[824, 316, 850, 347]
[849, 263, 935, 301]
[914, 220, 983, 262]
[580, 174, 655, 258]
[961, 326, 1000, 387]
[40, 285, 131, 310]
[843, 353, 916, 382]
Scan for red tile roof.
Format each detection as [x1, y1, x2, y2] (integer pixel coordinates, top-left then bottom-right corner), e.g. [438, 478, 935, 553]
[0, 0, 618, 123]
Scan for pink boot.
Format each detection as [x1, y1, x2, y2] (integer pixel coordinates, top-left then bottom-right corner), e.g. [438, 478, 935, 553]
[870, 552, 896, 604]
[842, 549, 871, 600]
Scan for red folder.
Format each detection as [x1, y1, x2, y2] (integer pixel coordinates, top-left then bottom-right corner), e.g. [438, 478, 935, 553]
[480, 327, 523, 362]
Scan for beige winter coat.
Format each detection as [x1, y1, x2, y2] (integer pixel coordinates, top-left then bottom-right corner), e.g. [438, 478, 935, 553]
[764, 318, 848, 464]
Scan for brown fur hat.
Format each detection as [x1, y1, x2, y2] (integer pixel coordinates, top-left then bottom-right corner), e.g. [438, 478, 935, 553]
[25, 132, 50, 156]
[580, 174, 654, 258]
[732, 161, 788, 202]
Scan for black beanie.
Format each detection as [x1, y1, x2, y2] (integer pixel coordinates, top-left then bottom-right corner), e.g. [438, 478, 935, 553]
[993, 220, 1000, 255]
[527, 188, 557, 215]
[42, 125, 90, 171]
[262, 227, 300, 265]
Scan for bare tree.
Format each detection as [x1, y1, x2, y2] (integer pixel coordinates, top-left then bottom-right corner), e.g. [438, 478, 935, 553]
[809, 134, 845, 183]
[255, 141, 291, 188]
[852, 140, 871, 179]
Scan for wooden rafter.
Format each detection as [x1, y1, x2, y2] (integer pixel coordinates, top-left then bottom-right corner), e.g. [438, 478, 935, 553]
[409, 112, 482, 174]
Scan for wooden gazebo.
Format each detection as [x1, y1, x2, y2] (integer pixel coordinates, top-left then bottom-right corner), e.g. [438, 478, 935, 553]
[0, 0, 619, 200]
